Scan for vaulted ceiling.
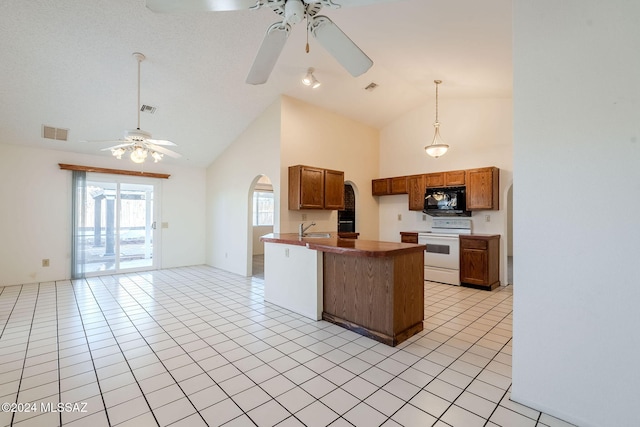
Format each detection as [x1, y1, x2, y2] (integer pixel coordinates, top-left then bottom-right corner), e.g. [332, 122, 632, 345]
[0, 0, 511, 167]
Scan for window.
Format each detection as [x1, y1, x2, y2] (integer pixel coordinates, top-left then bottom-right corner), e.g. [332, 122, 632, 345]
[253, 191, 274, 226]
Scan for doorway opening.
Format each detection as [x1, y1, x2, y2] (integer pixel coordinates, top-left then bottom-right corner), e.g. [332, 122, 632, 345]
[338, 182, 356, 234]
[78, 174, 159, 276]
[249, 175, 274, 279]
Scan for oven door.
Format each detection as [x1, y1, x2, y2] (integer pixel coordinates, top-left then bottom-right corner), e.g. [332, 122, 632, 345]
[419, 234, 460, 270]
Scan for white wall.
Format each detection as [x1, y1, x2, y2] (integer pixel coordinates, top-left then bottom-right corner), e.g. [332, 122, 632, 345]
[0, 143, 206, 286]
[252, 225, 273, 255]
[512, 1, 640, 426]
[279, 96, 380, 240]
[378, 97, 513, 282]
[206, 100, 282, 276]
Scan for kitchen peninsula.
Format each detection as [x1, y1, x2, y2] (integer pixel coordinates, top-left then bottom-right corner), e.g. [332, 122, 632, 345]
[260, 233, 425, 346]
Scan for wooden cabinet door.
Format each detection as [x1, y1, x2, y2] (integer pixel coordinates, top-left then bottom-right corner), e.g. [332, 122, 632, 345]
[400, 232, 418, 244]
[444, 170, 465, 186]
[408, 175, 426, 211]
[460, 247, 488, 285]
[466, 167, 499, 210]
[372, 178, 390, 196]
[289, 165, 324, 209]
[425, 172, 444, 188]
[460, 236, 500, 289]
[390, 176, 408, 194]
[324, 169, 345, 210]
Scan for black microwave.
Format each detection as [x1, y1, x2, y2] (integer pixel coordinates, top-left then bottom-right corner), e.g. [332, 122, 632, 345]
[423, 186, 470, 216]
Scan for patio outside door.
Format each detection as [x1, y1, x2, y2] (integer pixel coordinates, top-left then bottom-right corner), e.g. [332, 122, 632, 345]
[82, 175, 158, 275]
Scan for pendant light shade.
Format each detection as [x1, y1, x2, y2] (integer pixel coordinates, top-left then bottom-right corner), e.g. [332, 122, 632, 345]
[425, 80, 449, 158]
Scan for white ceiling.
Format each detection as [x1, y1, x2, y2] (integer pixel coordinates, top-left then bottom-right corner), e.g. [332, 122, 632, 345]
[0, 0, 512, 167]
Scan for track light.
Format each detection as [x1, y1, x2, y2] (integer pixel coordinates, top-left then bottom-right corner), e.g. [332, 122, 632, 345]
[302, 67, 321, 89]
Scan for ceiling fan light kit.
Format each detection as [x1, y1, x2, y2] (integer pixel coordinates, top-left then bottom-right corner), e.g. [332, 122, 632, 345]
[425, 80, 450, 158]
[87, 51, 181, 164]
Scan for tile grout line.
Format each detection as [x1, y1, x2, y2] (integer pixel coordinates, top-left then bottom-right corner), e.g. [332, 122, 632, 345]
[89, 273, 240, 426]
[375, 285, 514, 425]
[10, 284, 40, 427]
[67, 279, 116, 427]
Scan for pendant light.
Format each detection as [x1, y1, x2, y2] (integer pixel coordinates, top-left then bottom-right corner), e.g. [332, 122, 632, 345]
[425, 80, 449, 158]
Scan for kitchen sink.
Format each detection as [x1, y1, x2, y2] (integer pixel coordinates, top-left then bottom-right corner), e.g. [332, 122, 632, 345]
[303, 233, 331, 238]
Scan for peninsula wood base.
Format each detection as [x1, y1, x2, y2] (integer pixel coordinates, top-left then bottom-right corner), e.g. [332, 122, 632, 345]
[322, 312, 423, 347]
[322, 250, 424, 347]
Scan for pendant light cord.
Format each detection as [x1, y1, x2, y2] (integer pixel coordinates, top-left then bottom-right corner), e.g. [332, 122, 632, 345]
[434, 79, 441, 124]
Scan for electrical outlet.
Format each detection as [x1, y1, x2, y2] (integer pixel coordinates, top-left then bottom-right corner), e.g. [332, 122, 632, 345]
[42, 259, 50, 267]
[485, 215, 491, 222]
[397, 214, 402, 221]
[301, 214, 307, 221]
[225, 252, 228, 258]
[161, 222, 169, 229]
[285, 248, 290, 258]
[422, 214, 427, 221]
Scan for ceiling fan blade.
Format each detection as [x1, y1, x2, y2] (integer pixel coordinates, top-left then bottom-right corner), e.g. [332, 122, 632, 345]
[80, 139, 123, 144]
[146, 143, 182, 158]
[147, 138, 177, 146]
[145, 0, 258, 13]
[310, 16, 373, 77]
[246, 22, 291, 85]
[100, 142, 134, 151]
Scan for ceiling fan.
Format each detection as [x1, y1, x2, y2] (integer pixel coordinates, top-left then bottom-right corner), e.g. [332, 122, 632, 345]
[85, 52, 181, 163]
[145, 0, 401, 85]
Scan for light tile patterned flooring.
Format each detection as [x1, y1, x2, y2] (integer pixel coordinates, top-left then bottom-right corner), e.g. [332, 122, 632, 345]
[0, 266, 574, 427]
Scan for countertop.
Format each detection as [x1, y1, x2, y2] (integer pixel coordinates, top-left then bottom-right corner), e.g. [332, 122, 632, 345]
[400, 231, 500, 238]
[260, 233, 426, 258]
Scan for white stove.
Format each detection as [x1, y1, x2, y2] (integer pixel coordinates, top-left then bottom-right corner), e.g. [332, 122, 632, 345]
[419, 218, 471, 285]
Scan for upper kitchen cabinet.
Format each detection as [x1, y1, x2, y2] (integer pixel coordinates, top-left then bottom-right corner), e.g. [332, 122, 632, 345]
[372, 178, 391, 196]
[372, 177, 407, 196]
[466, 167, 499, 210]
[445, 170, 466, 186]
[390, 176, 408, 194]
[324, 169, 345, 210]
[425, 171, 465, 188]
[424, 173, 444, 188]
[408, 174, 426, 211]
[289, 165, 345, 210]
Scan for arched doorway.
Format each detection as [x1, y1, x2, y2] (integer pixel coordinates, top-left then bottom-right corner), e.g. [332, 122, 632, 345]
[248, 175, 274, 279]
[337, 182, 356, 234]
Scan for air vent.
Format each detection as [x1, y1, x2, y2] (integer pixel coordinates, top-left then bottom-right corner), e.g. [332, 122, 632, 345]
[42, 125, 69, 141]
[364, 82, 378, 92]
[140, 105, 157, 114]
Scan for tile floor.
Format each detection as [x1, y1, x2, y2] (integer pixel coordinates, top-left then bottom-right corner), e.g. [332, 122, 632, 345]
[0, 266, 574, 427]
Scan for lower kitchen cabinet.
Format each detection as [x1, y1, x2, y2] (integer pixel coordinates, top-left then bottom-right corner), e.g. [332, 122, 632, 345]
[460, 235, 500, 290]
[400, 232, 418, 244]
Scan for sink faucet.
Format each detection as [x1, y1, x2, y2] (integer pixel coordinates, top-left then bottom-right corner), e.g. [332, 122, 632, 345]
[299, 222, 316, 237]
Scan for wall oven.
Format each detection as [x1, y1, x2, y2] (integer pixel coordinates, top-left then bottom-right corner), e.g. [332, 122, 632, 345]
[419, 218, 471, 285]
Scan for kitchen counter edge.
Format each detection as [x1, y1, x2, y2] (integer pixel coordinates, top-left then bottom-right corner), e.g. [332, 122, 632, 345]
[260, 233, 425, 258]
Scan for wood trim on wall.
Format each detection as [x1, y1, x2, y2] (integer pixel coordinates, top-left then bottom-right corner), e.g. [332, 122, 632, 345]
[58, 164, 170, 179]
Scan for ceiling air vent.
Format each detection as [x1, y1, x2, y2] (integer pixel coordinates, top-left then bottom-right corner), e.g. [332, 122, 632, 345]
[140, 104, 157, 114]
[42, 125, 69, 141]
[364, 82, 378, 92]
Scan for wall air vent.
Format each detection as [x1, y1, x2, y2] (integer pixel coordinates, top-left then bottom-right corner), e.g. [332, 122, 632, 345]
[42, 125, 69, 141]
[140, 105, 157, 114]
[364, 82, 378, 92]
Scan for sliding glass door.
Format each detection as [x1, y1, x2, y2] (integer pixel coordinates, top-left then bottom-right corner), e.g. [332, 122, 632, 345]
[80, 175, 158, 275]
